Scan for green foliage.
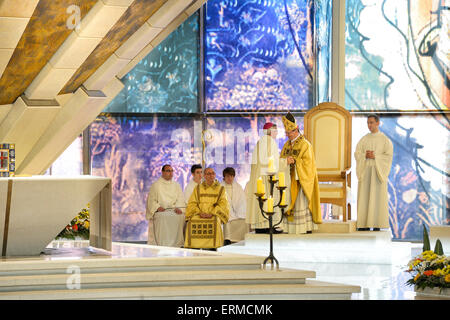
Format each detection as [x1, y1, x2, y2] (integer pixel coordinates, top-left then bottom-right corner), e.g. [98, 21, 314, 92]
[422, 224, 430, 252]
[405, 250, 450, 293]
[434, 239, 444, 256]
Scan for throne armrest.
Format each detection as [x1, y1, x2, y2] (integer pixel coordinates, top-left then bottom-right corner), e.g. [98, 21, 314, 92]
[340, 167, 351, 179]
[318, 174, 345, 182]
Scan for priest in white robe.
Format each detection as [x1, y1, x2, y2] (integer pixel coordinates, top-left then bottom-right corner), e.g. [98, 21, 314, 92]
[354, 115, 393, 231]
[184, 164, 203, 201]
[221, 167, 248, 245]
[246, 123, 282, 233]
[146, 165, 186, 247]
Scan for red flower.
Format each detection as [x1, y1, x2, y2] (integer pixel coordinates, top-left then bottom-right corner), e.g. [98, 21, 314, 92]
[423, 270, 433, 276]
[72, 224, 78, 231]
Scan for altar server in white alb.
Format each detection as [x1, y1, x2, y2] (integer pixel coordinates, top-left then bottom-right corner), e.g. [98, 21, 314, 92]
[146, 165, 186, 247]
[221, 167, 248, 245]
[184, 164, 202, 201]
[246, 122, 282, 234]
[354, 114, 393, 231]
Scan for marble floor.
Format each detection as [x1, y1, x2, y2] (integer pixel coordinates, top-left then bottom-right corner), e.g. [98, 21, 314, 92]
[221, 240, 422, 300]
[1, 239, 423, 300]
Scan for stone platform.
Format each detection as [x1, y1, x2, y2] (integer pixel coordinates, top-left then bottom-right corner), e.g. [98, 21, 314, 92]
[0, 241, 360, 300]
[218, 223, 410, 265]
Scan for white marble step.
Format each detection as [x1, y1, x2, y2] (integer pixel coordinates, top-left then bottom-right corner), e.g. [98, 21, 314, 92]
[0, 280, 361, 300]
[244, 231, 392, 249]
[0, 268, 316, 291]
[0, 254, 264, 276]
[218, 231, 407, 264]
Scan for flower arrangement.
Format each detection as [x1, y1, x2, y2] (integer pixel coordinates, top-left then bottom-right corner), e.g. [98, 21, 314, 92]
[56, 204, 90, 240]
[406, 250, 450, 292]
[405, 225, 449, 293]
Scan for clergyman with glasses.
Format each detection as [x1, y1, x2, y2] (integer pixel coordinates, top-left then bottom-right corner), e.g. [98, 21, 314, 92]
[146, 164, 186, 247]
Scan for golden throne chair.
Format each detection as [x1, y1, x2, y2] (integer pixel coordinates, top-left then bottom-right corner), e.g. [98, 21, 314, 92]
[304, 102, 352, 222]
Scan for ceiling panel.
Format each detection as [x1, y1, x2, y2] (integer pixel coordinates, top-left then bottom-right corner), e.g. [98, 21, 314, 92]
[0, 0, 97, 105]
[59, 0, 167, 95]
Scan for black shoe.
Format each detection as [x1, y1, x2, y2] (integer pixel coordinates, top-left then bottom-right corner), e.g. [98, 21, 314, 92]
[372, 228, 380, 231]
[357, 228, 370, 231]
[223, 239, 232, 246]
[255, 228, 269, 234]
[306, 231, 312, 234]
[272, 228, 283, 234]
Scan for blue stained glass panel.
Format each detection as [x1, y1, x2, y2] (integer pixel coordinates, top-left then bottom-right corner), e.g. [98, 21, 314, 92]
[103, 13, 199, 113]
[345, 0, 449, 111]
[315, 0, 332, 103]
[205, 0, 315, 111]
[90, 115, 201, 241]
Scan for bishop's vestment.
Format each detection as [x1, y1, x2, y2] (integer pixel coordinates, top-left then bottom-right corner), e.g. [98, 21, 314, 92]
[279, 134, 322, 234]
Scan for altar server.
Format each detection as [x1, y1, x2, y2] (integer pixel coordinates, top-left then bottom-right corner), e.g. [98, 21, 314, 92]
[146, 165, 186, 247]
[184, 164, 202, 201]
[221, 167, 247, 245]
[354, 114, 393, 231]
[246, 122, 282, 234]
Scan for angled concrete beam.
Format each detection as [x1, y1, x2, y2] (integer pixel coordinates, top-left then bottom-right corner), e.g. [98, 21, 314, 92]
[18, 78, 124, 175]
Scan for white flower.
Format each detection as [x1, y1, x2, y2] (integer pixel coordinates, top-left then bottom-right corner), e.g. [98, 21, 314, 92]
[402, 189, 417, 204]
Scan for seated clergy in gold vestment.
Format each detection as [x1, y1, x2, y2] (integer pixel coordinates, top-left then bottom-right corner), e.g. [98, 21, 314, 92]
[185, 167, 229, 249]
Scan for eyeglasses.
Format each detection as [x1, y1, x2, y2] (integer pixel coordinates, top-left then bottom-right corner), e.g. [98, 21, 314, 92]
[163, 170, 174, 172]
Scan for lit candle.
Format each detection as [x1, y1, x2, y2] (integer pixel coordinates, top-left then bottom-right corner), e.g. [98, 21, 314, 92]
[267, 196, 274, 213]
[268, 156, 275, 173]
[256, 177, 265, 195]
[280, 190, 286, 206]
[278, 172, 285, 187]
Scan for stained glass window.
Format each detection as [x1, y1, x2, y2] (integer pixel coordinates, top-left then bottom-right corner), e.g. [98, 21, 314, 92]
[315, 0, 332, 103]
[82, 2, 449, 244]
[90, 115, 199, 241]
[103, 13, 200, 113]
[205, 0, 314, 111]
[345, 0, 449, 111]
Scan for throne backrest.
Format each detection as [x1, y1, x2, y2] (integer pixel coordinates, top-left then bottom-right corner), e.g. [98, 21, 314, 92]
[304, 102, 352, 175]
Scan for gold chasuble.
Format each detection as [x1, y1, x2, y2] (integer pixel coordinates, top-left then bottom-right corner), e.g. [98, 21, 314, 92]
[280, 136, 322, 224]
[185, 181, 229, 249]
